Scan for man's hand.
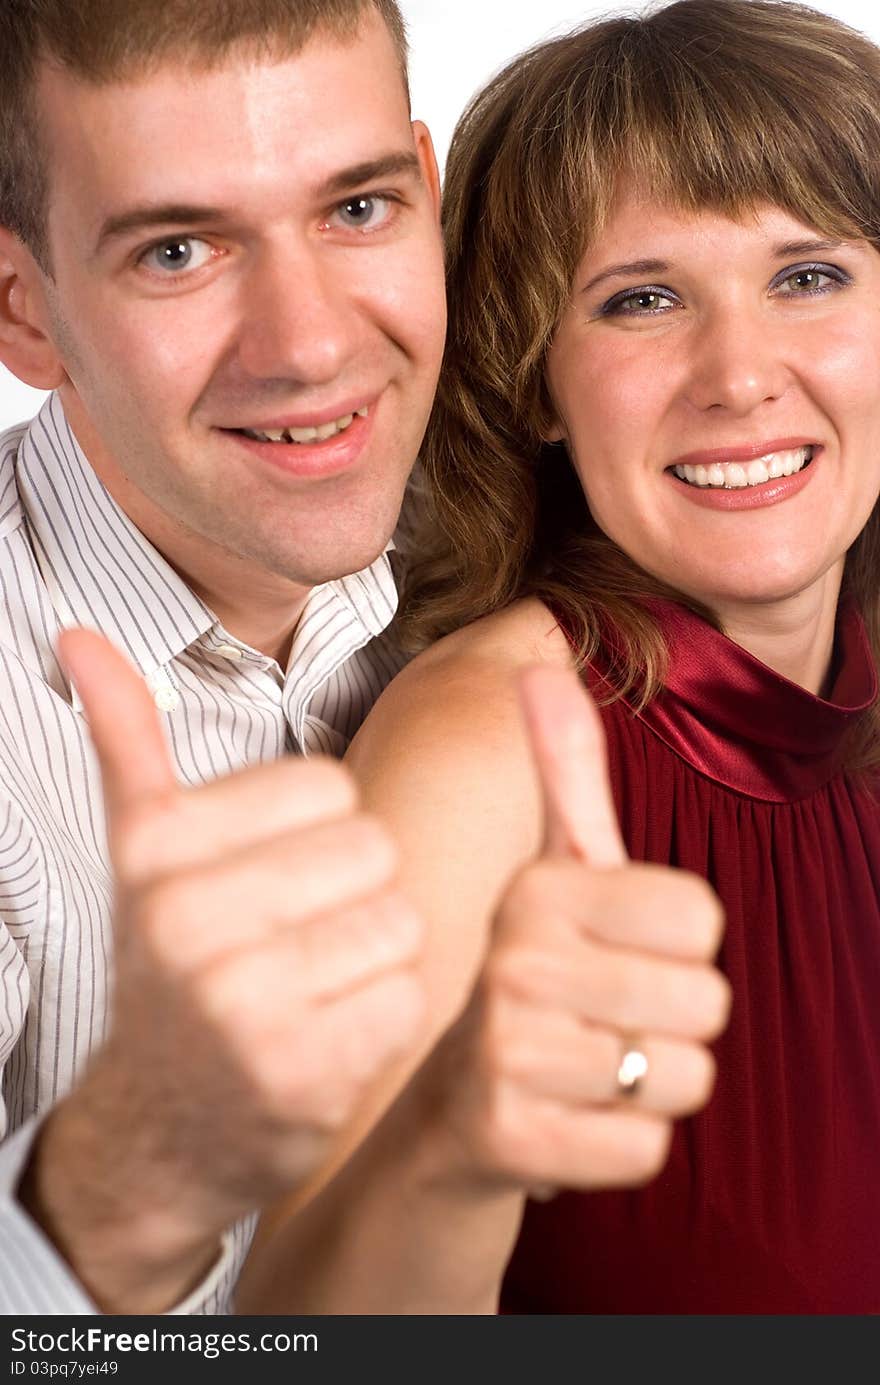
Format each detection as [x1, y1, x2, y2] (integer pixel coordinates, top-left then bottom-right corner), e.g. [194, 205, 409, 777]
[22, 629, 425, 1312]
[441, 665, 730, 1195]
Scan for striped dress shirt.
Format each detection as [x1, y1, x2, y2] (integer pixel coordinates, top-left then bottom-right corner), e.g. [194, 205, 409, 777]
[0, 393, 408, 1313]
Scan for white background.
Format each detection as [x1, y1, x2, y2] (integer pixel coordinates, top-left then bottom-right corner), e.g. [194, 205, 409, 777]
[1, 0, 878, 430]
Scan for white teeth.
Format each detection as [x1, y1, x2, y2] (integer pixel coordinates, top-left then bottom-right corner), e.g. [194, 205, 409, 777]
[241, 406, 368, 445]
[673, 446, 813, 489]
[746, 459, 770, 485]
[726, 463, 747, 487]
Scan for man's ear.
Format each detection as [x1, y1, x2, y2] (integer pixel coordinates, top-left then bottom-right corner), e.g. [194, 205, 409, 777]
[412, 120, 442, 222]
[0, 227, 66, 389]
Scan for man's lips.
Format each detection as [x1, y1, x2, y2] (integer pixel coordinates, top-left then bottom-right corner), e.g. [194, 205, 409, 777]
[217, 395, 375, 435]
[218, 406, 376, 480]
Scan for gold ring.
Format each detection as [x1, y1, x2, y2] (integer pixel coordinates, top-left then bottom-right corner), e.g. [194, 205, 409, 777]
[616, 1038, 648, 1099]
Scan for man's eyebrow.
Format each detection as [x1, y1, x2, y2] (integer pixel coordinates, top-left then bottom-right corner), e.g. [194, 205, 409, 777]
[318, 151, 422, 199]
[93, 153, 423, 255]
[95, 204, 227, 253]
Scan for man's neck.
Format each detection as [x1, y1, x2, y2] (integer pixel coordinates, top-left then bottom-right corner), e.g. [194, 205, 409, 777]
[179, 565, 310, 669]
[61, 400, 313, 666]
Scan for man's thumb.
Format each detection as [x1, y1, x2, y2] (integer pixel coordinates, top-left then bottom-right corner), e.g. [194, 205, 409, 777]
[518, 664, 626, 867]
[57, 628, 178, 830]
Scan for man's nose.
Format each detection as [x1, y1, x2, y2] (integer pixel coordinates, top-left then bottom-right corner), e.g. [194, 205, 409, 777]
[235, 246, 356, 386]
[684, 305, 792, 416]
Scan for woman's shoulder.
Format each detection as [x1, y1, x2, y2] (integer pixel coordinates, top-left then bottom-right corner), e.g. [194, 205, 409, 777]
[395, 596, 573, 701]
[351, 599, 573, 760]
[347, 598, 573, 851]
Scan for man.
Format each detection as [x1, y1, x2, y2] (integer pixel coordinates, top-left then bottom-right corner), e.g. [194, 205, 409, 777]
[0, 0, 445, 1316]
[0, 0, 726, 1316]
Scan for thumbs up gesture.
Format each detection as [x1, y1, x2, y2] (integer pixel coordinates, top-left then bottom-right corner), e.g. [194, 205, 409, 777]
[444, 666, 730, 1195]
[24, 630, 425, 1313]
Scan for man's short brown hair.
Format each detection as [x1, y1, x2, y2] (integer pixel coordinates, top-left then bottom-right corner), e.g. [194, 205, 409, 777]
[0, 0, 409, 269]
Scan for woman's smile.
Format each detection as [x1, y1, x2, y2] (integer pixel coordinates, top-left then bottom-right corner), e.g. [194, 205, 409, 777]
[545, 192, 880, 623]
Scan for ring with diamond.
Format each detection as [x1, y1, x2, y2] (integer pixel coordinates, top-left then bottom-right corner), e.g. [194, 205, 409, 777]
[616, 1037, 649, 1099]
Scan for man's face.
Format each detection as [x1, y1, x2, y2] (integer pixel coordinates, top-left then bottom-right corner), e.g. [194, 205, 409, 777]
[31, 12, 446, 594]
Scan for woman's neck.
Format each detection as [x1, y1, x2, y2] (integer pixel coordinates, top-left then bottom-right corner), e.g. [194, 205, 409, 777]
[711, 565, 845, 698]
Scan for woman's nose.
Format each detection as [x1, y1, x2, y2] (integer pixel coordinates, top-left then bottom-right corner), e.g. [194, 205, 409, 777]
[684, 307, 792, 416]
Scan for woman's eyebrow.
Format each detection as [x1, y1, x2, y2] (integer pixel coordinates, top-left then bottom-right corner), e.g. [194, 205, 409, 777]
[580, 237, 854, 294]
[581, 258, 669, 293]
[772, 237, 846, 258]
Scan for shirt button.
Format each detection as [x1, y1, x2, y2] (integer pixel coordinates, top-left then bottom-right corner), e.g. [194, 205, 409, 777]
[215, 644, 244, 661]
[153, 686, 180, 713]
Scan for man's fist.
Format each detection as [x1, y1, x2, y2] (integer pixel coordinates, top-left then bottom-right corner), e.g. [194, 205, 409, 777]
[28, 629, 426, 1311]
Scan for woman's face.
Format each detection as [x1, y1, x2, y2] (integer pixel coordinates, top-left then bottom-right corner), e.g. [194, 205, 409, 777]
[545, 187, 880, 625]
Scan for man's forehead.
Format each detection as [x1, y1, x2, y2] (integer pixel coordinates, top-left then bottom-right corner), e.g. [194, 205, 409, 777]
[35, 16, 414, 232]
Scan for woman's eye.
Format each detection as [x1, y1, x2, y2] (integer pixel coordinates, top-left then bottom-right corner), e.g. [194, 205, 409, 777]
[327, 195, 394, 232]
[140, 238, 215, 275]
[601, 287, 678, 316]
[774, 264, 848, 296]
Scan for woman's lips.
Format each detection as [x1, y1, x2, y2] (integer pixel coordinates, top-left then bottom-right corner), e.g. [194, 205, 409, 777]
[665, 446, 820, 510]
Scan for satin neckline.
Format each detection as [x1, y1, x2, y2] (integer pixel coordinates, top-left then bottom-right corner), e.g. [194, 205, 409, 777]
[613, 600, 878, 802]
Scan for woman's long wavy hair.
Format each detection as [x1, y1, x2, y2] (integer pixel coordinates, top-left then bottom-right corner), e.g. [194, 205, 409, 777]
[400, 0, 880, 770]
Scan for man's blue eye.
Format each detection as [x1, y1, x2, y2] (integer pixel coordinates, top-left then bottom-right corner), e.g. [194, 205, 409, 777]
[159, 241, 192, 267]
[333, 196, 393, 230]
[142, 238, 213, 273]
[343, 198, 373, 221]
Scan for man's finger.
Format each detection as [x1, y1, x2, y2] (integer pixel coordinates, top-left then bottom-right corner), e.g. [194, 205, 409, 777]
[518, 665, 626, 867]
[57, 628, 178, 826]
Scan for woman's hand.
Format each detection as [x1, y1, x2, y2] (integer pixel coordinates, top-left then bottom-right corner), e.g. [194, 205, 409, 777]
[431, 666, 730, 1196]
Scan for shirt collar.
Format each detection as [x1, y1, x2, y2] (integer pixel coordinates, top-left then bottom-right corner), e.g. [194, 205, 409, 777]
[16, 395, 215, 710]
[17, 394, 402, 720]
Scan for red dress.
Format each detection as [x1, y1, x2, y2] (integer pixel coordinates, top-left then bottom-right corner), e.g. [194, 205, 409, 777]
[501, 600, 880, 1313]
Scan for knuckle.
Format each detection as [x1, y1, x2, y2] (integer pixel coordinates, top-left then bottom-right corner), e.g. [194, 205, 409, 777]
[366, 893, 425, 965]
[680, 873, 726, 954]
[601, 957, 644, 1030]
[366, 972, 426, 1059]
[676, 1043, 717, 1113]
[111, 794, 179, 882]
[475, 1086, 541, 1182]
[336, 972, 425, 1081]
[622, 1116, 673, 1185]
[253, 1040, 350, 1130]
[498, 860, 564, 928]
[297, 756, 359, 815]
[134, 872, 199, 957]
[344, 812, 399, 880]
[694, 1045, 718, 1104]
[479, 997, 525, 1083]
[483, 944, 545, 1006]
[705, 970, 733, 1037]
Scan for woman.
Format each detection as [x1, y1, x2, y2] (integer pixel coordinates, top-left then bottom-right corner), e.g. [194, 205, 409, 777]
[245, 0, 880, 1313]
